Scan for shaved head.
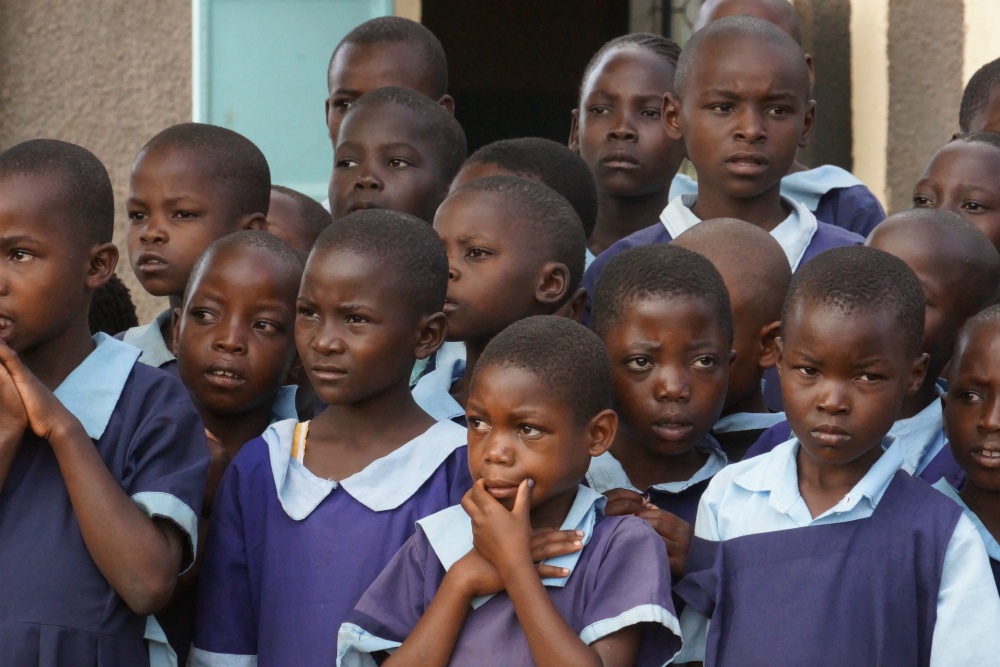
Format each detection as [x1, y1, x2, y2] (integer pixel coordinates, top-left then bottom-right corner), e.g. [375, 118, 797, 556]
[696, 0, 802, 44]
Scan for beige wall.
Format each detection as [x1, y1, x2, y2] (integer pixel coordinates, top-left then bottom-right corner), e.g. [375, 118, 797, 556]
[0, 0, 192, 323]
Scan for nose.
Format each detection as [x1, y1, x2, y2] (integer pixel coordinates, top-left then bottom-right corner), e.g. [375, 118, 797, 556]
[816, 379, 850, 415]
[481, 432, 514, 466]
[654, 365, 690, 402]
[213, 316, 248, 355]
[733, 108, 766, 143]
[608, 109, 638, 142]
[138, 213, 168, 245]
[448, 263, 459, 281]
[979, 394, 1000, 433]
[353, 166, 383, 192]
[310, 319, 346, 356]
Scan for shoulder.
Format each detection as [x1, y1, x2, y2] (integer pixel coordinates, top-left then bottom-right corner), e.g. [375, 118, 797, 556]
[591, 512, 665, 556]
[588, 223, 670, 275]
[812, 221, 865, 245]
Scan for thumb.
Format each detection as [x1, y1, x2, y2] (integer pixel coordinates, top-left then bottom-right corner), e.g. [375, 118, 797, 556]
[513, 477, 534, 520]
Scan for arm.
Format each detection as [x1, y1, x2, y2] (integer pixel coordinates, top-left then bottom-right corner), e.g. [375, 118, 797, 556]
[0, 360, 27, 494]
[0, 340, 182, 615]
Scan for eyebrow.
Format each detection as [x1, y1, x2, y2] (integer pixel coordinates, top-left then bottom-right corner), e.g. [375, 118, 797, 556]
[0, 235, 43, 248]
[699, 88, 800, 102]
[588, 89, 665, 104]
[331, 88, 363, 98]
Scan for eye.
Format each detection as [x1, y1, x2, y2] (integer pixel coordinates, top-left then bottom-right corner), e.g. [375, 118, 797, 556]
[346, 314, 369, 325]
[174, 210, 197, 220]
[297, 306, 317, 319]
[190, 308, 216, 323]
[912, 194, 933, 207]
[640, 108, 662, 119]
[387, 158, 413, 169]
[626, 356, 653, 371]
[796, 366, 818, 377]
[767, 106, 791, 116]
[517, 424, 543, 438]
[857, 372, 883, 383]
[9, 249, 32, 262]
[466, 247, 492, 260]
[956, 390, 985, 403]
[587, 105, 611, 116]
[253, 320, 281, 333]
[127, 210, 147, 222]
[335, 158, 359, 169]
[468, 417, 491, 432]
[693, 355, 718, 369]
[332, 97, 354, 112]
[961, 200, 990, 213]
[709, 102, 735, 113]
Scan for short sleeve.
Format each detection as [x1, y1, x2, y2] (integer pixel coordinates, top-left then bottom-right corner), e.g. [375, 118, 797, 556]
[843, 186, 886, 238]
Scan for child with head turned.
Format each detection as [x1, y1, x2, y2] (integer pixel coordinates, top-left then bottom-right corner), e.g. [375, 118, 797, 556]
[0, 140, 209, 665]
[411, 175, 586, 423]
[339, 316, 682, 667]
[672, 218, 791, 461]
[122, 123, 270, 380]
[582, 16, 862, 323]
[959, 56, 1000, 134]
[675, 246, 1000, 666]
[587, 244, 733, 579]
[935, 305, 1000, 592]
[267, 185, 331, 253]
[191, 210, 472, 667]
[329, 86, 467, 223]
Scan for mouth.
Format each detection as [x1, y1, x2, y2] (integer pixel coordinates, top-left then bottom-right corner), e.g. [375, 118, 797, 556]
[972, 447, 1000, 469]
[810, 425, 852, 447]
[651, 415, 694, 441]
[348, 200, 381, 214]
[482, 478, 520, 501]
[0, 317, 13, 340]
[725, 153, 769, 176]
[601, 151, 641, 169]
[203, 364, 246, 389]
[310, 364, 347, 382]
[135, 252, 168, 273]
[443, 297, 458, 315]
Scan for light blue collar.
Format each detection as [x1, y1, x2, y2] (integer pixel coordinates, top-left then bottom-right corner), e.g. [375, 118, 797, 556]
[586, 436, 728, 495]
[418, 485, 606, 608]
[584, 247, 596, 271]
[122, 309, 176, 368]
[780, 165, 864, 211]
[411, 342, 466, 421]
[933, 479, 1000, 561]
[55, 333, 140, 440]
[263, 418, 467, 518]
[270, 385, 299, 424]
[887, 385, 947, 476]
[713, 411, 787, 434]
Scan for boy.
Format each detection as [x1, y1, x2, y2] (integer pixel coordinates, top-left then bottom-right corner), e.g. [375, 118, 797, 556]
[588, 244, 732, 578]
[190, 210, 471, 667]
[0, 139, 208, 665]
[582, 17, 862, 318]
[339, 316, 681, 666]
[676, 246, 1000, 665]
[122, 123, 270, 379]
[672, 218, 790, 461]
[329, 86, 467, 223]
[959, 56, 1000, 134]
[936, 305, 1000, 590]
[411, 175, 586, 422]
[267, 185, 331, 253]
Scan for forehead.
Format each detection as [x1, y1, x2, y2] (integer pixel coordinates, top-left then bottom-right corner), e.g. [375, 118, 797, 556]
[583, 46, 676, 95]
[302, 246, 400, 295]
[192, 246, 300, 299]
[329, 41, 434, 95]
[471, 363, 568, 413]
[955, 321, 1000, 371]
[131, 145, 232, 197]
[620, 293, 725, 332]
[786, 299, 908, 348]
[338, 103, 436, 151]
[923, 141, 1000, 183]
[685, 34, 806, 97]
[0, 172, 75, 242]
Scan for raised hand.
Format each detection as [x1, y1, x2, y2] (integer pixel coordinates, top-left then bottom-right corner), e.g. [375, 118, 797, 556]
[602, 487, 647, 517]
[0, 338, 78, 443]
[463, 478, 535, 579]
[637, 503, 694, 578]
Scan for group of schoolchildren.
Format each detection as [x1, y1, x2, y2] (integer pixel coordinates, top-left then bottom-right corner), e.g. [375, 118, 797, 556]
[5, 0, 1000, 665]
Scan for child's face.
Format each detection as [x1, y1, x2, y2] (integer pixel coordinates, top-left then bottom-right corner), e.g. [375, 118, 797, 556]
[601, 295, 730, 456]
[330, 104, 448, 223]
[295, 248, 422, 406]
[466, 364, 603, 525]
[943, 322, 1000, 492]
[778, 301, 926, 468]
[267, 191, 314, 253]
[434, 191, 547, 343]
[326, 41, 439, 146]
[725, 294, 771, 409]
[571, 47, 685, 198]
[665, 36, 813, 202]
[175, 247, 298, 418]
[912, 142, 1000, 252]
[127, 146, 242, 298]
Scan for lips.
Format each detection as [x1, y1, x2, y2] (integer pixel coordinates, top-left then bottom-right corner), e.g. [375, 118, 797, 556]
[443, 297, 458, 315]
[310, 364, 347, 382]
[483, 478, 519, 500]
[725, 152, 769, 176]
[348, 200, 381, 214]
[0, 316, 13, 340]
[971, 447, 1000, 469]
[601, 151, 641, 169]
[203, 362, 246, 390]
[810, 424, 851, 447]
[651, 415, 694, 441]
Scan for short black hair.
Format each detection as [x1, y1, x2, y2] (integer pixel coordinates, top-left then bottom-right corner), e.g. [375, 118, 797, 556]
[463, 137, 598, 238]
[475, 315, 611, 422]
[783, 246, 925, 356]
[952, 304, 1000, 383]
[328, 16, 448, 99]
[0, 138, 114, 246]
[344, 86, 467, 186]
[674, 15, 808, 99]
[953, 130, 1000, 153]
[452, 175, 586, 298]
[140, 123, 271, 218]
[592, 243, 734, 346]
[271, 185, 332, 246]
[696, 0, 803, 45]
[311, 208, 448, 316]
[184, 230, 305, 305]
[89, 274, 138, 336]
[578, 33, 682, 101]
[960, 58, 1000, 133]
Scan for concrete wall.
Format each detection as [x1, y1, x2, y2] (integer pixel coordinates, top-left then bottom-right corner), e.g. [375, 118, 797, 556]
[0, 0, 192, 322]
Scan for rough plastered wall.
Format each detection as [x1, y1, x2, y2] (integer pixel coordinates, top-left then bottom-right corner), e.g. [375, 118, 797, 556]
[0, 0, 192, 323]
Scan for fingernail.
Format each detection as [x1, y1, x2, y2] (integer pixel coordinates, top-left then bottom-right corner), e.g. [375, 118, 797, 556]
[528, 478, 535, 488]
[574, 530, 584, 537]
[561, 568, 570, 574]
[573, 540, 582, 547]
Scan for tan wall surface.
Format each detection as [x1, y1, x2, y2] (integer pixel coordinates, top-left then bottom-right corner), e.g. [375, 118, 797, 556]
[0, 0, 192, 323]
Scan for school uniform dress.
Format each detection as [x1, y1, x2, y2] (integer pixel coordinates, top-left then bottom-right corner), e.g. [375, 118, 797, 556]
[0, 333, 208, 667]
[411, 341, 468, 425]
[673, 439, 1000, 666]
[932, 479, 1000, 592]
[710, 411, 786, 463]
[585, 436, 728, 526]
[337, 486, 681, 667]
[189, 418, 472, 667]
[670, 166, 886, 238]
[119, 309, 180, 381]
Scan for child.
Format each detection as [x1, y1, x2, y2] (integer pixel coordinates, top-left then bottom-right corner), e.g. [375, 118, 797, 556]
[338, 316, 682, 666]
[675, 246, 1000, 665]
[329, 86, 467, 223]
[89, 273, 139, 336]
[588, 244, 732, 579]
[412, 175, 586, 423]
[569, 33, 686, 256]
[122, 123, 270, 379]
[959, 56, 1000, 134]
[190, 210, 471, 667]
[267, 185, 331, 253]
[936, 305, 1000, 590]
[912, 132, 1000, 253]
[0, 139, 208, 665]
[672, 218, 790, 461]
[581, 17, 862, 322]
[676, 0, 886, 238]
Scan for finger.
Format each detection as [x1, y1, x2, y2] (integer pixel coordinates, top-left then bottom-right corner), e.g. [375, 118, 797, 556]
[513, 477, 533, 520]
[530, 534, 584, 562]
[530, 528, 583, 547]
[536, 564, 571, 579]
[603, 488, 646, 505]
[605, 498, 645, 517]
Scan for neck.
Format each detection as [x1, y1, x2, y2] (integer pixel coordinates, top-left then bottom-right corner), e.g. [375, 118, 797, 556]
[795, 443, 882, 518]
[960, 483, 1000, 541]
[21, 317, 96, 391]
[720, 388, 769, 418]
[898, 376, 941, 420]
[610, 427, 707, 489]
[160, 298, 181, 353]
[529, 485, 579, 531]
[588, 188, 670, 255]
[199, 401, 275, 460]
[450, 338, 488, 411]
[691, 184, 788, 232]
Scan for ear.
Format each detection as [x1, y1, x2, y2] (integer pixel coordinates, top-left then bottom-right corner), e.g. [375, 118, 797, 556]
[414, 311, 448, 361]
[553, 287, 587, 323]
[774, 336, 785, 380]
[907, 352, 931, 396]
[171, 307, 182, 356]
[662, 93, 684, 141]
[586, 408, 618, 458]
[85, 242, 118, 290]
[535, 262, 571, 309]
[568, 109, 581, 152]
[804, 53, 816, 89]
[437, 94, 456, 116]
[241, 212, 268, 232]
[757, 320, 783, 370]
[799, 99, 817, 148]
[324, 97, 332, 138]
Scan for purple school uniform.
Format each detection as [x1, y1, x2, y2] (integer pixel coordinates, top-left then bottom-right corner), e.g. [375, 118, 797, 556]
[118, 309, 181, 382]
[813, 185, 886, 238]
[0, 334, 208, 667]
[676, 471, 962, 666]
[190, 419, 472, 667]
[338, 487, 681, 667]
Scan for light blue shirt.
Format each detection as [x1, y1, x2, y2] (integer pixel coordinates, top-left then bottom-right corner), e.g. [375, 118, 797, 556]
[122, 309, 175, 368]
[670, 166, 864, 213]
[888, 385, 948, 477]
[712, 411, 786, 434]
[411, 341, 466, 422]
[933, 479, 1000, 562]
[676, 438, 1000, 665]
[586, 437, 727, 496]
